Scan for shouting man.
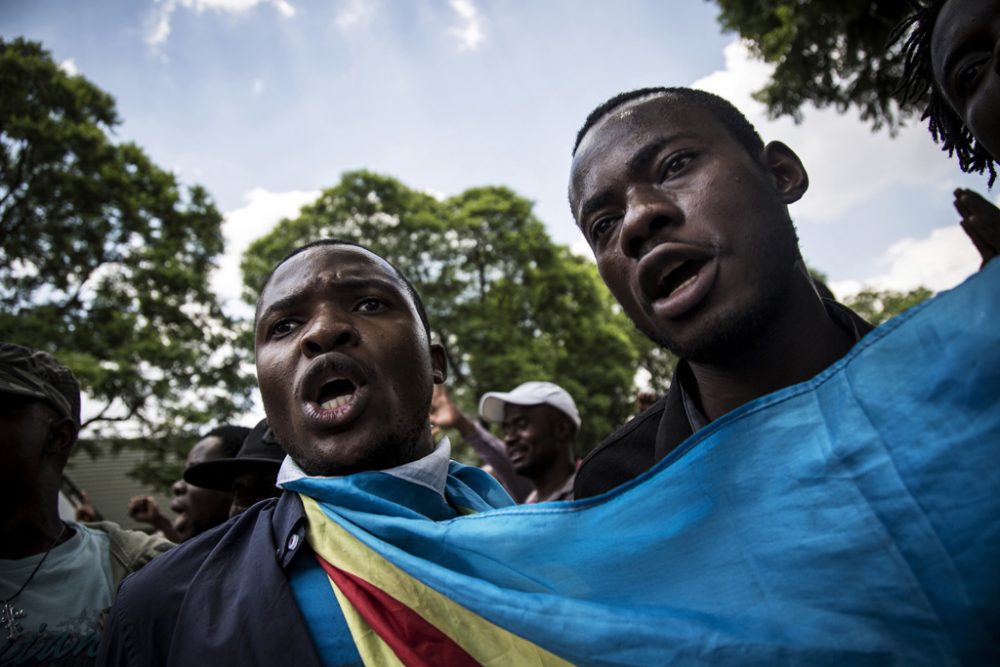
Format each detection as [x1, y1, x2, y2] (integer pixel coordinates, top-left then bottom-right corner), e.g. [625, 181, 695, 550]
[97, 240, 514, 666]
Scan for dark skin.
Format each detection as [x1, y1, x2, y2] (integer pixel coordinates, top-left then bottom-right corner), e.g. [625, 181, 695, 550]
[0, 396, 76, 559]
[932, 0, 1000, 166]
[501, 404, 575, 501]
[570, 95, 855, 424]
[931, 0, 1000, 266]
[255, 245, 447, 476]
[229, 470, 282, 518]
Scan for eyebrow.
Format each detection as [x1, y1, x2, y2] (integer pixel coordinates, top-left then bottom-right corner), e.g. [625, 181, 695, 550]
[578, 135, 692, 222]
[258, 276, 404, 322]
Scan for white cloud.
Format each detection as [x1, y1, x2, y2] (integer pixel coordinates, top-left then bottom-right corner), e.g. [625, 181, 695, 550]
[830, 224, 980, 297]
[691, 40, 954, 225]
[448, 0, 485, 51]
[145, 0, 296, 47]
[212, 188, 319, 315]
[335, 0, 377, 31]
[58, 58, 78, 76]
[251, 77, 265, 96]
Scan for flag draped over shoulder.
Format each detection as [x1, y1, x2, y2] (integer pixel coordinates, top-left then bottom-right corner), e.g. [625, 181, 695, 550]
[285, 260, 1000, 666]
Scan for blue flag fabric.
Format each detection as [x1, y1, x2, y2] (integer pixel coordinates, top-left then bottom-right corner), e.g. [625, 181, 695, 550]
[285, 259, 1000, 666]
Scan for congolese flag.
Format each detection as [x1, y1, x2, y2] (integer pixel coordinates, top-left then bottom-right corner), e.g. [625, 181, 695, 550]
[284, 259, 1000, 666]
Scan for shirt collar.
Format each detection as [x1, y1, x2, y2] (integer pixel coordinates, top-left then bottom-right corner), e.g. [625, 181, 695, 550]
[276, 437, 452, 498]
[675, 299, 874, 433]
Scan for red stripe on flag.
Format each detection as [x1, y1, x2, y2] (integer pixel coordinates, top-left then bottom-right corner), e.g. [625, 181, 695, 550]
[315, 555, 480, 667]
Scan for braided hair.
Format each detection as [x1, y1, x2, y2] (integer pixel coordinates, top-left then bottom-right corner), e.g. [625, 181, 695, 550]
[894, 0, 997, 186]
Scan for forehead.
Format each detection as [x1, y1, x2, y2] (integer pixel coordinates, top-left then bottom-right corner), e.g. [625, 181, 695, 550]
[502, 403, 549, 422]
[931, 0, 995, 78]
[570, 96, 731, 196]
[262, 245, 407, 305]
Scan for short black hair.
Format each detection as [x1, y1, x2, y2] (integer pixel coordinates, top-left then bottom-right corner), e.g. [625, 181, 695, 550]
[254, 239, 431, 338]
[894, 0, 997, 187]
[572, 87, 765, 160]
[203, 424, 252, 457]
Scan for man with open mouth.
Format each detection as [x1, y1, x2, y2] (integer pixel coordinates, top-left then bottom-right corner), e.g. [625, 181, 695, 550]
[97, 240, 516, 666]
[568, 87, 874, 498]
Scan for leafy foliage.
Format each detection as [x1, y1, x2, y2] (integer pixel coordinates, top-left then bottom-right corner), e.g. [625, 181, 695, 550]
[1, 38, 254, 483]
[711, 0, 919, 131]
[242, 171, 656, 455]
[843, 286, 933, 326]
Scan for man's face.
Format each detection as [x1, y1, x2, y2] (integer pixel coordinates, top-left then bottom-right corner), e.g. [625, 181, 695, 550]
[932, 0, 1000, 163]
[170, 436, 232, 541]
[569, 96, 804, 362]
[0, 397, 54, 499]
[501, 404, 566, 479]
[254, 245, 446, 476]
[229, 470, 281, 518]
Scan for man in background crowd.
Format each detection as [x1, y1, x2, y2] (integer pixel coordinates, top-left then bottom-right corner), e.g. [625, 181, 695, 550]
[0, 343, 171, 666]
[128, 424, 249, 542]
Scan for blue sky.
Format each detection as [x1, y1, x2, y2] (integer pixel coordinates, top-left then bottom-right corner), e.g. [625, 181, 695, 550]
[3, 0, 995, 310]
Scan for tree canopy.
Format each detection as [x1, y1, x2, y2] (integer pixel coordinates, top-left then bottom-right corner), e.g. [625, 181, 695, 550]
[1, 38, 253, 461]
[242, 171, 662, 455]
[842, 286, 933, 326]
[711, 0, 919, 131]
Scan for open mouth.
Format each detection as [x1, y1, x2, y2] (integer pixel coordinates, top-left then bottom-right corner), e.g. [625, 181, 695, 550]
[658, 259, 709, 300]
[316, 378, 357, 411]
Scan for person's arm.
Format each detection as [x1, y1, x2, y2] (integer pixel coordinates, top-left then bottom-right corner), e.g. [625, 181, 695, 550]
[128, 495, 183, 543]
[430, 385, 534, 503]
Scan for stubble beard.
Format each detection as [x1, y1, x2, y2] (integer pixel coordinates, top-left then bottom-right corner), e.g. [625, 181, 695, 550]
[638, 220, 802, 366]
[289, 401, 434, 477]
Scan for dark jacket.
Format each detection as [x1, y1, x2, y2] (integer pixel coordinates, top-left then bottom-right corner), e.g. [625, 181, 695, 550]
[96, 493, 321, 667]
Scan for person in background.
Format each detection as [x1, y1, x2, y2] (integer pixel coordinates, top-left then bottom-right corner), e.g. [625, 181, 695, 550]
[183, 418, 285, 518]
[0, 343, 171, 665]
[128, 425, 249, 542]
[431, 381, 580, 503]
[897, 0, 1000, 265]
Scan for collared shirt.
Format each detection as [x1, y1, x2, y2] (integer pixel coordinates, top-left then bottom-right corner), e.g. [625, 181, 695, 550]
[277, 437, 452, 498]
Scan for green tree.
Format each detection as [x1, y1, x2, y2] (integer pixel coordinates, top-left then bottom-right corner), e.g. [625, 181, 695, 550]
[842, 286, 933, 326]
[1, 38, 253, 482]
[711, 0, 918, 131]
[242, 171, 649, 455]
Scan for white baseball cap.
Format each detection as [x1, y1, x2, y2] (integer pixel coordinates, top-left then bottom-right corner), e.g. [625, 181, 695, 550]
[478, 381, 581, 429]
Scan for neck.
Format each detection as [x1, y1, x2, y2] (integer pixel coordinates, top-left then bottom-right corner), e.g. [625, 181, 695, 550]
[528, 453, 576, 501]
[0, 500, 68, 560]
[688, 282, 855, 424]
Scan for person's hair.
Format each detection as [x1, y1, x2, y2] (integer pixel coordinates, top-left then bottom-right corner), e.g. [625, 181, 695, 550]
[254, 239, 431, 337]
[894, 0, 997, 187]
[572, 87, 765, 160]
[203, 425, 252, 457]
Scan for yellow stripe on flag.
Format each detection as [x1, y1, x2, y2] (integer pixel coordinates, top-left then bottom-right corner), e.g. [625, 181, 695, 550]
[301, 495, 571, 667]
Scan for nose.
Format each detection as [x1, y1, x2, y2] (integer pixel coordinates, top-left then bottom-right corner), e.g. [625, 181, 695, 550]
[300, 309, 357, 358]
[619, 186, 679, 258]
[172, 479, 186, 497]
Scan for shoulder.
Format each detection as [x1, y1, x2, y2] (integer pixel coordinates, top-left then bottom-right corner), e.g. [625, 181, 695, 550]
[98, 498, 289, 665]
[574, 395, 667, 500]
[85, 520, 173, 570]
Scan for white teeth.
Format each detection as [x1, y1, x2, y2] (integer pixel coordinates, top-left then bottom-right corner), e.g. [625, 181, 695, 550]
[320, 394, 352, 411]
[668, 274, 698, 297]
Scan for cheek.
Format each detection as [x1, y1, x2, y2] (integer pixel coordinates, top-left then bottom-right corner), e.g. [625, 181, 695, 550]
[967, 86, 1000, 158]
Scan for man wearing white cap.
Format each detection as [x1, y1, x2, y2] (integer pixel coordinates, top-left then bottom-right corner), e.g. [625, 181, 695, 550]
[478, 381, 580, 503]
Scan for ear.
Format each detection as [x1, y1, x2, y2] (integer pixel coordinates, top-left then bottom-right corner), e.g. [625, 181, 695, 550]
[44, 416, 78, 460]
[762, 141, 809, 204]
[555, 416, 575, 440]
[429, 343, 448, 385]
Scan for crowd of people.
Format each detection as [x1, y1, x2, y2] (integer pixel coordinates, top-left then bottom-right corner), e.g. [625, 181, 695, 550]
[2, 1, 998, 664]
